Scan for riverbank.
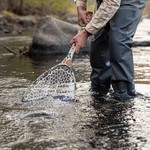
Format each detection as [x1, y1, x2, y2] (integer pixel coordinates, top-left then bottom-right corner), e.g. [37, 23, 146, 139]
[0, 13, 38, 35]
[1, 13, 150, 55]
[133, 18, 150, 46]
[0, 14, 150, 57]
[0, 12, 77, 36]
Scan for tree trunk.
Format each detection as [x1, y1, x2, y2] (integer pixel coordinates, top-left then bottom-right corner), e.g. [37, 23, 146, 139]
[7, 0, 18, 11]
[7, 0, 24, 15]
[18, 0, 24, 15]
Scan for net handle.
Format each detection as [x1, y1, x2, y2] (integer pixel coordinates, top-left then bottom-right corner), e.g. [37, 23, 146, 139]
[61, 43, 76, 66]
[61, 27, 85, 66]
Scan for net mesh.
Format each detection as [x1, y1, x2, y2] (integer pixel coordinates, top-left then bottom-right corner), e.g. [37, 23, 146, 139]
[22, 65, 76, 102]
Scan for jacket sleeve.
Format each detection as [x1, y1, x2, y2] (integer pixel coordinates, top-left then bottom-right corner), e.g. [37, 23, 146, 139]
[85, 0, 121, 34]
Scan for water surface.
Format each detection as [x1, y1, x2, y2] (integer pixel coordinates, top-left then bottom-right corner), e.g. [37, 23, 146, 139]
[0, 35, 150, 150]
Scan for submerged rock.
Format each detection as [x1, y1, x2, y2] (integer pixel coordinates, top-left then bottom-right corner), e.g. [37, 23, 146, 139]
[29, 16, 90, 55]
[22, 111, 51, 118]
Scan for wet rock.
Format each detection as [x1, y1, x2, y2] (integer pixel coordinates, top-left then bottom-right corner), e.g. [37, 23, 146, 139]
[0, 18, 13, 34]
[17, 16, 37, 27]
[29, 16, 90, 55]
[0, 14, 36, 35]
[133, 41, 150, 47]
[133, 18, 150, 47]
[29, 17, 150, 55]
[3, 28, 12, 33]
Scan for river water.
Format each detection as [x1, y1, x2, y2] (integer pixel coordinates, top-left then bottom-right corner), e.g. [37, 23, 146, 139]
[0, 35, 150, 150]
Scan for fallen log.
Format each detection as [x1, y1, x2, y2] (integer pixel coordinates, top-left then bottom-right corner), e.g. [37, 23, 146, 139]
[1, 45, 29, 56]
[1, 45, 18, 55]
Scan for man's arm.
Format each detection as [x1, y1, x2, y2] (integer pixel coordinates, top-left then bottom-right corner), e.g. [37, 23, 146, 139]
[85, 0, 121, 34]
[74, 0, 88, 26]
[70, 0, 121, 54]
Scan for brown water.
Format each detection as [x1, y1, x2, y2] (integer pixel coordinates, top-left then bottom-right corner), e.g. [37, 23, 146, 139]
[0, 35, 150, 150]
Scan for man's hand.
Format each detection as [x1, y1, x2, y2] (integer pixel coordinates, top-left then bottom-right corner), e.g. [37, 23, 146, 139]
[77, 6, 88, 26]
[70, 30, 89, 54]
[86, 11, 93, 23]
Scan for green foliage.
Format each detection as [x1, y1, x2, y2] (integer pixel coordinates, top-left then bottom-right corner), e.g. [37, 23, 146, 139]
[48, 0, 72, 15]
[0, 0, 75, 17]
[1, 0, 149, 17]
[19, 0, 74, 16]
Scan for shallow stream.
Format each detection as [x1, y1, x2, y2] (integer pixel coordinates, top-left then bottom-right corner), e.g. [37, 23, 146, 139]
[0, 35, 150, 150]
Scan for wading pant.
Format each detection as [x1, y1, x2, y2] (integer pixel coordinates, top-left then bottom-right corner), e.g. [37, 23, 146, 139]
[90, 0, 147, 99]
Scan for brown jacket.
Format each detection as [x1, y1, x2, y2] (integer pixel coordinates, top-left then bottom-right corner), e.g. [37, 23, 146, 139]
[75, 0, 121, 34]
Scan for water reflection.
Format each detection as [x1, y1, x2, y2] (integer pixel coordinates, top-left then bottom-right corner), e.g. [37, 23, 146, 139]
[89, 95, 134, 149]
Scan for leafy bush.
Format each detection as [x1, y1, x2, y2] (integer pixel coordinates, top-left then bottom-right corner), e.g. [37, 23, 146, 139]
[0, 0, 150, 18]
[0, 0, 75, 17]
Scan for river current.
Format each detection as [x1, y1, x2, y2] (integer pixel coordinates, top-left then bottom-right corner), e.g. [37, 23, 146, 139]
[0, 35, 150, 150]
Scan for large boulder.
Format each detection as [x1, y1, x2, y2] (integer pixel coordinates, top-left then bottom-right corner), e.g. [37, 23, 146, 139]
[29, 16, 90, 55]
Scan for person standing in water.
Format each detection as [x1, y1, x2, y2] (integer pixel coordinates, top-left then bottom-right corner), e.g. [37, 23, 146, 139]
[70, 0, 147, 101]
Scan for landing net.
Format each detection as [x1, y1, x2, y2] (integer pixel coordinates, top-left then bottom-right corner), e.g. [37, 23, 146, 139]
[22, 65, 76, 102]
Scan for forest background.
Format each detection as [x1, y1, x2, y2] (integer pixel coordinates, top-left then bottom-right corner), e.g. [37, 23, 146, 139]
[0, 0, 150, 20]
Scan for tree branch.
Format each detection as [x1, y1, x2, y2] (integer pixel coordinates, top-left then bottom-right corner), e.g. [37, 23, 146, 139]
[1, 45, 18, 55]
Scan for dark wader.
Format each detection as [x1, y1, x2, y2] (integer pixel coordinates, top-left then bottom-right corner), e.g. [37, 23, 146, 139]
[90, 0, 147, 100]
